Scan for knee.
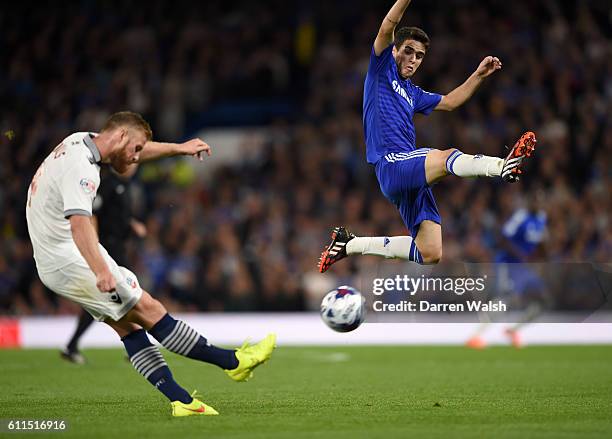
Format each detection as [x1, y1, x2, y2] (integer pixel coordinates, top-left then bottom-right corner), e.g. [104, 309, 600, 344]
[426, 149, 459, 182]
[420, 246, 442, 265]
[430, 149, 457, 163]
[425, 150, 440, 167]
[441, 148, 461, 169]
[138, 291, 166, 317]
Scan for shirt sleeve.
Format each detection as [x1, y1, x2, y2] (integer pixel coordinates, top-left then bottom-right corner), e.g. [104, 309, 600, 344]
[368, 44, 394, 74]
[413, 85, 443, 115]
[61, 162, 100, 218]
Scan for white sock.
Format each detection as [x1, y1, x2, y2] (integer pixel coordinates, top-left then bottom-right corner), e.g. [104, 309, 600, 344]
[446, 150, 503, 177]
[346, 236, 422, 263]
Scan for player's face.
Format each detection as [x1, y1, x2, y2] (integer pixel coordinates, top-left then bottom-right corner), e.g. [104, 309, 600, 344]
[393, 39, 426, 79]
[110, 127, 146, 173]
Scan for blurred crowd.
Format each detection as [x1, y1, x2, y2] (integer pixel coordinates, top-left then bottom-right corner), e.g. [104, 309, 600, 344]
[0, 0, 610, 315]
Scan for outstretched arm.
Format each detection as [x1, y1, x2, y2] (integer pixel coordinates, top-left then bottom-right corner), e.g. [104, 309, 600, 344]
[435, 56, 502, 111]
[374, 0, 412, 56]
[138, 138, 212, 163]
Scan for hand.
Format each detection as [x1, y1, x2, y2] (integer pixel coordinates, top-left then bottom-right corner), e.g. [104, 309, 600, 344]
[96, 270, 116, 293]
[180, 138, 212, 161]
[475, 56, 502, 78]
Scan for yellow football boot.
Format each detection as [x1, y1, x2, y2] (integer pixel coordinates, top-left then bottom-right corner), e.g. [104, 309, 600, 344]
[171, 392, 219, 417]
[225, 333, 277, 382]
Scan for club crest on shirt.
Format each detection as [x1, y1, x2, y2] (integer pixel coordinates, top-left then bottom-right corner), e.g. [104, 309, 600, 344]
[125, 276, 137, 289]
[79, 178, 96, 194]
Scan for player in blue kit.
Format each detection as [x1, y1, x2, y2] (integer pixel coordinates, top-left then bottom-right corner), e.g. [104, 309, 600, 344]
[495, 199, 547, 265]
[318, 0, 537, 272]
[467, 190, 548, 349]
[496, 190, 548, 347]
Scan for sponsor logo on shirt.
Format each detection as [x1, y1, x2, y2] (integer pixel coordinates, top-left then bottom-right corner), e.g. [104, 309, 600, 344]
[391, 80, 414, 107]
[79, 178, 96, 194]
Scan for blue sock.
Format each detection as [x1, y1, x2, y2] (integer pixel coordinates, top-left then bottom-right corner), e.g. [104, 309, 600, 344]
[409, 240, 424, 264]
[122, 329, 192, 403]
[149, 314, 239, 370]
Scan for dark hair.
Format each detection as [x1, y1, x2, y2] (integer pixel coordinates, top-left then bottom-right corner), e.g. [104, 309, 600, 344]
[394, 26, 430, 50]
[102, 111, 153, 141]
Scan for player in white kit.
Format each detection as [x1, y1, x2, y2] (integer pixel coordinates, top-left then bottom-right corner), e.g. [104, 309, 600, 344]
[26, 111, 276, 417]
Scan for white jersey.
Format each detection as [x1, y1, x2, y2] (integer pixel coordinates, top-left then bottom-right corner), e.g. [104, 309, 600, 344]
[26, 132, 101, 273]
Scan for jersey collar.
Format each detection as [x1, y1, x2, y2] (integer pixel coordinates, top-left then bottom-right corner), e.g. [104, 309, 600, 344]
[83, 133, 101, 163]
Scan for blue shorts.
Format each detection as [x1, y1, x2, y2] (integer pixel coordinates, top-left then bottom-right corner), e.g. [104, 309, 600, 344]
[375, 148, 441, 237]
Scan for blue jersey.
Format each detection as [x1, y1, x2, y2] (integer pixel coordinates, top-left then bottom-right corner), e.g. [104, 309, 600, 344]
[496, 208, 547, 263]
[363, 44, 442, 164]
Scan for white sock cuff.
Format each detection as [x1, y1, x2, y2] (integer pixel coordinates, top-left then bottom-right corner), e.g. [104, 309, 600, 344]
[446, 150, 464, 175]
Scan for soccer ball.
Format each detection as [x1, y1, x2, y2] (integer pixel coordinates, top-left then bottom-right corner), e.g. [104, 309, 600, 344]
[320, 285, 366, 332]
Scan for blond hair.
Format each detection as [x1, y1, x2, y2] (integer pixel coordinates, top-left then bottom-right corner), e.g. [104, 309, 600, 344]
[101, 111, 153, 141]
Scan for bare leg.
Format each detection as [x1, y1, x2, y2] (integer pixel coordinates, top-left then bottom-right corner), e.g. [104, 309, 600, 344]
[414, 220, 442, 264]
[425, 149, 455, 184]
[104, 317, 143, 338]
[117, 290, 167, 330]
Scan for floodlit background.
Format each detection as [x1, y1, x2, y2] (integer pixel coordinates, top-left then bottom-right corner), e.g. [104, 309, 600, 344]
[1, 4, 612, 439]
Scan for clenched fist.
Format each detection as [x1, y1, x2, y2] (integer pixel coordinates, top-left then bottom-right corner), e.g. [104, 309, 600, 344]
[96, 270, 116, 293]
[180, 138, 212, 161]
[476, 56, 502, 78]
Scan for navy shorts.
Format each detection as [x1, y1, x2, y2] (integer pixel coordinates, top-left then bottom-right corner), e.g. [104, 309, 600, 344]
[375, 148, 441, 237]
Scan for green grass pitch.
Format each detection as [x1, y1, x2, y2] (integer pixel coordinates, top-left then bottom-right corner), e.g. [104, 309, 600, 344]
[1, 346, 611, 438]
